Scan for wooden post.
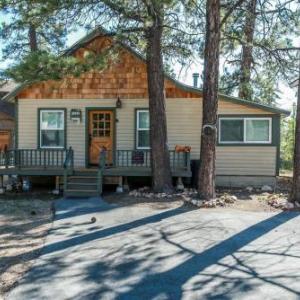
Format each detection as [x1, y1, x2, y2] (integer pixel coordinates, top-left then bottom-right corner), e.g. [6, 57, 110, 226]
[123, 176, 129, 192]
[176, 177, 184, 191]
[52, 176, 60, 195]
[116, 176, 124, 193]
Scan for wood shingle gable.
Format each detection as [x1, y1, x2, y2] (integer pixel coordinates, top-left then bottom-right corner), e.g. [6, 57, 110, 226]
[18, 36, 199, 100]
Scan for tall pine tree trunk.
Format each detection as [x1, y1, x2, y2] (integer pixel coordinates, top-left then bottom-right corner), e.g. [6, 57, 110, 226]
[198, 0, 220, 200]
[238, 0, 257, 100]
[146, 20, 173, 193]
[28, 24, 38, 52]
[290, 65, 300, 203]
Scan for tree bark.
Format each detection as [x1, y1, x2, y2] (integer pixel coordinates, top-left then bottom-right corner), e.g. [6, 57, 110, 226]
[146, 19, 173, 193]
[28, 24, 38, 52]
[238, 0, 257, 100]
[198, 0, 220, 200]
[290, 65, 300, 203]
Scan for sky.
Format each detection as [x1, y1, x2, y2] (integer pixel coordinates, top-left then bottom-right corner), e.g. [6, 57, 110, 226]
[0, 13, 297, 111]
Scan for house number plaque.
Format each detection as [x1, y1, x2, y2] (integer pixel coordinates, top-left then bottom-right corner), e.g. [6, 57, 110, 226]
[70, 109, 82, 124]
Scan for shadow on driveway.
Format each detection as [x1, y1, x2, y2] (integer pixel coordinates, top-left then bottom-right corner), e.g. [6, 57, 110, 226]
[6, 197, 300, 300]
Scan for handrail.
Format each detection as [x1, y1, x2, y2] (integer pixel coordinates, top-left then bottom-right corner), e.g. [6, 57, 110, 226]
[63, 147, 74, 194]
[63, 147, 74, 170]
[97, 150, 106, 195]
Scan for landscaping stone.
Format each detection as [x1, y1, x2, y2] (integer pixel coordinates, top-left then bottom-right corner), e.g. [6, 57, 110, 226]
[245, 186, 254, 193]
[261, 185, 273, 192]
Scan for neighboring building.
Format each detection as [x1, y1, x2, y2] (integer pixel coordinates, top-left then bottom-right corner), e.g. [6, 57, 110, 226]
[0, 82, 16, 150]
[1, 28, 289, 196]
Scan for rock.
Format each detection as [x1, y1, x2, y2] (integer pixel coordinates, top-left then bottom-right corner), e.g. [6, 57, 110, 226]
[285, 202, 294, 209]
[261, 185, 273, 192]
[191, 199, 198, 206]
[116, 186, 124, 193]
[196, 200, 203, 207]
[52, 189, 60, 195]
[181, 195, 191, 202]
[245, 186, 254, 193]
[220, 193, 237, 204]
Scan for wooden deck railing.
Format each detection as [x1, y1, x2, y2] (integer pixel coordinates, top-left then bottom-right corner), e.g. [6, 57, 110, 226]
[106, 150, 191, 171]
[0, 148, 72, 169]
[0, 148, 190, 172]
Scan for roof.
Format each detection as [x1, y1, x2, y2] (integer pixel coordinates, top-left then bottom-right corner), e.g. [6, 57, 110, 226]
[290, 78, 299, 88]
[2, 27, 290, 116]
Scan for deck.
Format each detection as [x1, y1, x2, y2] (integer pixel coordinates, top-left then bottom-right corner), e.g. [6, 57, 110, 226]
[0, 149, 192, 178]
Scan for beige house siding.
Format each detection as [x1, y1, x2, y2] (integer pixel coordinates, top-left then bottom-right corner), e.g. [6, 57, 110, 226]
[216, 147, 277, 176]
[18, 97, 277, 176]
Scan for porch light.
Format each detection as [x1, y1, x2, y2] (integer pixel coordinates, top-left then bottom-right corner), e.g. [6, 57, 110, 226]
[116, 96, 122, 108]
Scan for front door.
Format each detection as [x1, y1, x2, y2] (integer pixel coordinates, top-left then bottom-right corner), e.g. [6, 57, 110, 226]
[88, 110, 114, 165]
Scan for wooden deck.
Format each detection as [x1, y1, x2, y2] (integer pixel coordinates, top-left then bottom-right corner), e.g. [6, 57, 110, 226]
[0, 149, 192, 178]
[0, 166, 191, 177]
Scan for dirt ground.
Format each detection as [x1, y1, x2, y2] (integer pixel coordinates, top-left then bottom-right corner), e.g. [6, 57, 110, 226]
[105, 176, 294, 212]
[0, 192, 56, 298]
[105, 190, 281, 212]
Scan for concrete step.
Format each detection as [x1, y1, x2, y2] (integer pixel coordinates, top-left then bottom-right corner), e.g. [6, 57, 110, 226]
[67, 182, 98, 191]
[73, 170, 98, 177]
[68, 177, 98, 184]
[64, 189, 99, 198]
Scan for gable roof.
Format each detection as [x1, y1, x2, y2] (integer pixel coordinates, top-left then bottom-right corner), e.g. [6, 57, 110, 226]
[2, 27, 290, 115]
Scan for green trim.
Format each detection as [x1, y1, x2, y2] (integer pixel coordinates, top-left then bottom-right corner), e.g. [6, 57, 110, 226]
[103, 168, 191, 177]
[15, 99, 18, 149]
[2, 27, 290, 116]
[134, 108, 150, 150]
[273, 115, 281, 176]
[217, 114, 279, 147]
[85, 107, 117, 168]
[37, 108, 67, 149]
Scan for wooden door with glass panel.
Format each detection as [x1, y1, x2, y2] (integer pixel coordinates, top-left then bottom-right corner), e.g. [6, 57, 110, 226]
[89, 110, 114, 165]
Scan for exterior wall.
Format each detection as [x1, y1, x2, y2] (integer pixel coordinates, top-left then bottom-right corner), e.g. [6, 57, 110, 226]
[18, 97, 278, 177]
[216, 176, 276, 188]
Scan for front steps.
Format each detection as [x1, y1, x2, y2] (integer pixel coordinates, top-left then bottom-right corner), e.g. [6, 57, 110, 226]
[64, 170, 101, 198]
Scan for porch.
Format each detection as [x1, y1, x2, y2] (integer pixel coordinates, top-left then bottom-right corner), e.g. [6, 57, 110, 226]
[0, 148, 192, 178]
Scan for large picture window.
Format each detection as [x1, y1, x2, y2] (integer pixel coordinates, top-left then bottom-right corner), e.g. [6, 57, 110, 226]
[136, 110, 150, 149]
[40, 110, 65, 148]
[219, 117, 272, 144]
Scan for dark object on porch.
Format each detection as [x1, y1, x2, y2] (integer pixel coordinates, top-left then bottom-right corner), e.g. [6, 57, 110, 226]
[131, 151, 144, 165]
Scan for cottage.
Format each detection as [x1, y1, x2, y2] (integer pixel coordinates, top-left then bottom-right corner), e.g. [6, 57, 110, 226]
[1, 28, 289, 196]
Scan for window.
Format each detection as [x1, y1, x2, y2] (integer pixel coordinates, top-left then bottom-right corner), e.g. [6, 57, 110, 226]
[219, 117, 271, 144]
[40, 110, 65, 148]
[136, 110, 150, 149]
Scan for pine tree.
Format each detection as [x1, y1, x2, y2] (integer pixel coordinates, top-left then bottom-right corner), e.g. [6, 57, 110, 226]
[220, 0, 300, 104]
[197, 0, 220, 200]
[290, 64, 300, 204]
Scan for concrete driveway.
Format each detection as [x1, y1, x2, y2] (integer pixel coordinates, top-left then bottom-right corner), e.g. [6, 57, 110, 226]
[7, 197, 300, 300]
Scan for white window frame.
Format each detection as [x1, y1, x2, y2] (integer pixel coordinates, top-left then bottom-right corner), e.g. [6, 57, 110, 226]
[40, 109, 65, 149]
[219, 117, 272, 144]
[136, 109, 150, 150]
